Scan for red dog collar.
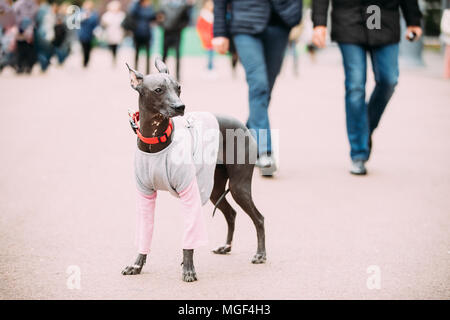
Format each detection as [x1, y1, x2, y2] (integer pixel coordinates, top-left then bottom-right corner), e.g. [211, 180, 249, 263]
[128, 110, 173, 144]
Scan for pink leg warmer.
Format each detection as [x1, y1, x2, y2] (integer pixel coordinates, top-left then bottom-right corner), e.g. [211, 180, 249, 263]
[178, 177, 208, 249]
[134, 177, 208, 254]
[135, 191, 157, 255]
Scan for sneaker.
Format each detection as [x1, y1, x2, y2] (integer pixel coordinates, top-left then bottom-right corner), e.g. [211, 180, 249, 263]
[350, 160, 367, 175]
[256, 154, 277, 177]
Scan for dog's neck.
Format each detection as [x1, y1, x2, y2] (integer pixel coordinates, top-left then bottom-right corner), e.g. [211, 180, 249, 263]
[137, 109, 173, 153]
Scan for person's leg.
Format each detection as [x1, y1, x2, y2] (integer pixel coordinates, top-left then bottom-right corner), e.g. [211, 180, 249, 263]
[233, 33, 270, 156]
[207, 49, 214, 70]
[109, 44, 118, 64]
[86, 41, 93, 67]
[259, 25, 290, 156]
[24, 41, 35, 73]
[367, 43, 399, 136]
[134, 36, 140, 70]
[16, 41, 25, 73]
[162, 31, 170, 62]
[263, 25, 290, 94]
[444, 45, 450, 79]
[338, 43, 369, 162]
[18, 40, 27, 71]
[56, 43, 70, 65]
[81, 41, 89, 67]
[174, 31, 181, 81]
[145, 37, 150, 74]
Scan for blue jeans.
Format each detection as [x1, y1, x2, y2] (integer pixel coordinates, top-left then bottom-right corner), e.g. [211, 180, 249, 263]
[338, 43, 399, 161]
[207, 49, 214, 70]
[233, 25, 290, 155]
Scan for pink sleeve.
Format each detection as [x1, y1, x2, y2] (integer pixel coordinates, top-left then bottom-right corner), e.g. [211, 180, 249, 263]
[178, 177, 208, 249]
[135, 191, 157, 255]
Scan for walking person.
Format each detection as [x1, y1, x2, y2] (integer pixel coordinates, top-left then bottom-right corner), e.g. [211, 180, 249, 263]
[288, 22, 302, 76]
[196, 0, 215, 76]
[78, 0, 99, 68]
[12, 0, 38, 74]
[160, 0, 194, 81]
[213, 0, 303, 176]
[128, 0, 157, 74]
[34, 0, 55, 72]
[0, 0, 18, 72]
[52, 3, 70, 66]
[101, 0, 125, 66]
[312, 0, 422, 175]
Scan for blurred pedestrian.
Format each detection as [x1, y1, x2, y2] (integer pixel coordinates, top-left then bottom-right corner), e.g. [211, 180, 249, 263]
[34, 0, 55, 72]
[441, 4, 450, 79]
[128, 0, 157, 74]
[288, 22, 302, 76]
[101, 0, 125, 66]
[213, 0, 303, 176]
[78, 0, 99, 68]
[197, 0, 214, 76]
[312, 0, 422, 175]
[0, 0, 17, 72]
[159, 0, 194, 81]
[13, 0, 38, 74]
[52, 3, 70, 66]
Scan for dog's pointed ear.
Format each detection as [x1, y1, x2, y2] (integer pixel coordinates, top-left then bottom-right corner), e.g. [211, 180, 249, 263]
[126, 63, 144, 90]
[155, 58, 169, 74]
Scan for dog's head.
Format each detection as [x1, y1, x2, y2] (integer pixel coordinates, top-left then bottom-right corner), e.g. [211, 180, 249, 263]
[126, 58, 185, 117]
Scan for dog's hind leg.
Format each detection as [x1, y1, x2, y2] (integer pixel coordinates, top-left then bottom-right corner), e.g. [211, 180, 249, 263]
[228, 167, 266, 264]
[210, 164, 237, 254]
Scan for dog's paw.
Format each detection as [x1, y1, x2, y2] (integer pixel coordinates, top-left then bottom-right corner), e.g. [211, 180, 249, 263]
[251, 253, 267, 264]
[212, 244, 232, 255]
[121, 265, 142, 275]
[182, 270, 198, 282]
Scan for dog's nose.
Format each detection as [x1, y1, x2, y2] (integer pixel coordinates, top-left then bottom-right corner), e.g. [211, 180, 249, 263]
[174, 104, 185, 112]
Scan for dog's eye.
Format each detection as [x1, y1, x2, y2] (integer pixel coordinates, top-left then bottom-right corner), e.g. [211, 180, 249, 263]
[177, 85, 181, 92]
[154, 88, 163, 93]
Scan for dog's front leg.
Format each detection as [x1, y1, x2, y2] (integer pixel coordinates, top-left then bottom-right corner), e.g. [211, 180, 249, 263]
[122, 254, 147, 275]
[182, 249, 197, 282]
[178, 177, 208, 282]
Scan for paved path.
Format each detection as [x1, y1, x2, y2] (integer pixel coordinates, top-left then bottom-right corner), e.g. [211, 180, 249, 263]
[0, 47, 449, 299]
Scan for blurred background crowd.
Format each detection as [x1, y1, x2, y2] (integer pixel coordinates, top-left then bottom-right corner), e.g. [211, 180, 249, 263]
[0, 0, 446, 77]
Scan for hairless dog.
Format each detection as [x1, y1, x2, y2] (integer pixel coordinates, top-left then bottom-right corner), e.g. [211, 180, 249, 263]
[122, 58, 266, 282]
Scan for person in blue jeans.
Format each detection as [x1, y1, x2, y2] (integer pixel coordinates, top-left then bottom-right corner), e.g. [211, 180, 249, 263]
[78, 1, 99, 68]
[213, 0, 303, 176]
[312, 0, 422, 175]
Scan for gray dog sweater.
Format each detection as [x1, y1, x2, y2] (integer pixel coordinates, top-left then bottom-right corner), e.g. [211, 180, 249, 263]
[134, 112, 220, 205]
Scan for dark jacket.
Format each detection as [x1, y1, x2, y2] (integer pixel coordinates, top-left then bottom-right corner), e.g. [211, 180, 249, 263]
[213, 0, 303, 37]
[78, 10, 99, 43]
[312, 0, 422, 47]
[129, 0, 157, 39]
[160, 0, 193, 33]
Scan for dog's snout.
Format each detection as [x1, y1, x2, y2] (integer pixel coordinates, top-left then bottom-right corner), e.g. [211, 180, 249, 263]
[175, 104, 185, 112]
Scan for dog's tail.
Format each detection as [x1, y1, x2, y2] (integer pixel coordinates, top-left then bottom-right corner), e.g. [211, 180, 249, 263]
[212, 189, 230, 217]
